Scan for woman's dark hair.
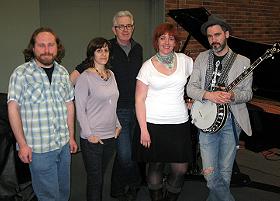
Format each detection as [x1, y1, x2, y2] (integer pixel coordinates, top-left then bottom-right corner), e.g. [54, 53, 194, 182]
[152, 23, 179, 52]
[23, 27, 65, 63]
[86, 37, 111, 69]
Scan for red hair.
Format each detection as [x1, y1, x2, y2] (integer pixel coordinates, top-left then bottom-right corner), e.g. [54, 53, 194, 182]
[152, 23, 179, 51]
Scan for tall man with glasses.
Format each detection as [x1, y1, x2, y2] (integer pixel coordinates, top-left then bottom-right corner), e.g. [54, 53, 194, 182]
[110, 10, 143, 201]
[70, 10, 143, 201]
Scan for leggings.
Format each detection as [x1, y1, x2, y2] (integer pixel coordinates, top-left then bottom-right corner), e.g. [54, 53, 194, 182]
[147, 162, 188, 193]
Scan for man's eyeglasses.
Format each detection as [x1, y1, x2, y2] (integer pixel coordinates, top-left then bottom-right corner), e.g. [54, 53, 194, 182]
[114, 24, 134, 31]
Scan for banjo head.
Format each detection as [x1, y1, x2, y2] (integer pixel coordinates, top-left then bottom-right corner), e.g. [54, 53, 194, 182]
[191, 100, 218, 130]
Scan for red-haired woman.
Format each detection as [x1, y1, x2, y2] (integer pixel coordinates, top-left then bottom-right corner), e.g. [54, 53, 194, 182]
[133, 23, 193, 201]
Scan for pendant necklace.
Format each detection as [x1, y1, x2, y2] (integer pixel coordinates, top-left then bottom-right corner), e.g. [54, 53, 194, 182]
[155, 52, 175, 69]
[94, 67, 109, 81]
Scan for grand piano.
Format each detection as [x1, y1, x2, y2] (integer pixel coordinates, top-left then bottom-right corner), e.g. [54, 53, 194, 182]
[168, 7, 280, 152]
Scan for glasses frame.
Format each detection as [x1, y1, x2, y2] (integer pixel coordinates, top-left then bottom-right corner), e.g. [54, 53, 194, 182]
[114, 24, 134, 31]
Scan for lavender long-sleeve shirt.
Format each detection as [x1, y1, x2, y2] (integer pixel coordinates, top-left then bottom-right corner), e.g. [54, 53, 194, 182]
[75, 70, 120, 139]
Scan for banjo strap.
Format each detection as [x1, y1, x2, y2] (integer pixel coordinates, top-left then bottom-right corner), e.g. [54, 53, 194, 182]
[205, 49, 237, 90]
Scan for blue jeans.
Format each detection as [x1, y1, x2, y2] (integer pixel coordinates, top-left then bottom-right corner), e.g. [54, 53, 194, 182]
[111, 108, 141, 196]
[29, 143, 71, 201]
[80, 137, 116, 201]
[199, 113, 241, 201]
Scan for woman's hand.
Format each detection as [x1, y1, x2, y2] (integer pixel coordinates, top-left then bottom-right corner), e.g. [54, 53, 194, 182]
[88, 135, 104, 144]
[186, 98, 193, 109]
[140, 130, 151, 148]
[114, 127, 121, 138]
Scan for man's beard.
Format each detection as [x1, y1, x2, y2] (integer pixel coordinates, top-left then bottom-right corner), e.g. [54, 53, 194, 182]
[211, 41, 227, 53]
[35, 54, 56, 66]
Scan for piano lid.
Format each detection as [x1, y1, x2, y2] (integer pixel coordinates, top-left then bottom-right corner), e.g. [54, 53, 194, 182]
[168, 7, 280, 102]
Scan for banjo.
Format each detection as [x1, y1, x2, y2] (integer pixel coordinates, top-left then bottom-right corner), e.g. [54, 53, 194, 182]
[191, 42, 280, 133]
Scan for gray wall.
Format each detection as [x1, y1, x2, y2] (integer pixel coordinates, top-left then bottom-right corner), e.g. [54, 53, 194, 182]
[0, 0, 164, 93]
[0, 0, 40, 93]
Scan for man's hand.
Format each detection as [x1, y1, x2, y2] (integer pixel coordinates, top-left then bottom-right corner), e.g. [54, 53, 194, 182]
[18, 144, 32, 163]
[204, 91, 233, 104]
[69, 138, 78, 153]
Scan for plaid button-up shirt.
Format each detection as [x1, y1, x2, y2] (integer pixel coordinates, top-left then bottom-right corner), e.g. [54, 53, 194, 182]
[8, 60, 74, 153]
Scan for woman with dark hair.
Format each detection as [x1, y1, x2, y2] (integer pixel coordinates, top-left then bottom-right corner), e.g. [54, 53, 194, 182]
[133, 23, 193, 201]
[75, 37, 121, 201]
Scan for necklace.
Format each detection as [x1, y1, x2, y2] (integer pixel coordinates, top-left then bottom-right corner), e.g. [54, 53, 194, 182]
[94, 67, 109, 81]
[156, 52, 175, 69]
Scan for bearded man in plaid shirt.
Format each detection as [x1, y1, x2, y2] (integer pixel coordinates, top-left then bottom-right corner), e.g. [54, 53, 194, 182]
[7, 27, 77, 201]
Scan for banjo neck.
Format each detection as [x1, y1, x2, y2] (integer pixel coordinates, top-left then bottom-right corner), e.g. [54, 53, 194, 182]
[225, 43, 280, 92]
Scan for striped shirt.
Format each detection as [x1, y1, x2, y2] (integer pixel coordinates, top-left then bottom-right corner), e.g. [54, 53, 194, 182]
[8, 60, 74, 153]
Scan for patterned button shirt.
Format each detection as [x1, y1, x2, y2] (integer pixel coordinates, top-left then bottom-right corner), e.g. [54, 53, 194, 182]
[8, 60, 74, 153]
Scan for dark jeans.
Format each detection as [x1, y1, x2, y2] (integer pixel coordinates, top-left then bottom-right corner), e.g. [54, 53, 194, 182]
[80, 137, 116, 201]
[111, 108, 141, 196]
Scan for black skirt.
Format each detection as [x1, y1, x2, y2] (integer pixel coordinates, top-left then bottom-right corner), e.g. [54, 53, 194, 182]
[132, 121, 193, 163]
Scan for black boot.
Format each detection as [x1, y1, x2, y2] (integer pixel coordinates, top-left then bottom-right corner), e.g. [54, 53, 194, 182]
[164, 191, 180, 201]
[149, 189, 164, 201]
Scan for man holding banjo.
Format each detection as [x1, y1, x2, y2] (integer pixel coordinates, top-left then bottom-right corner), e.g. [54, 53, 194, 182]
[187, 15, 253, 201]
